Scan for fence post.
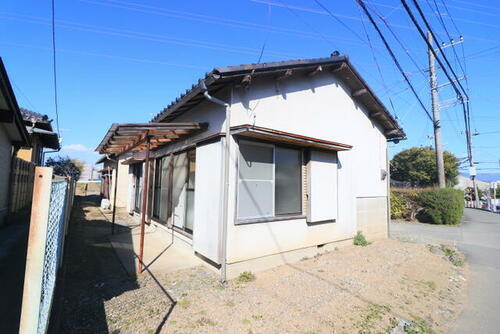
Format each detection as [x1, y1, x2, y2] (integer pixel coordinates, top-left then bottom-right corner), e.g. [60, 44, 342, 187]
[19, 167, 53, 334]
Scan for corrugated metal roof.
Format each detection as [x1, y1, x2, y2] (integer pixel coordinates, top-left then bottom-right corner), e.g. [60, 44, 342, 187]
[151, 54, 405, 141]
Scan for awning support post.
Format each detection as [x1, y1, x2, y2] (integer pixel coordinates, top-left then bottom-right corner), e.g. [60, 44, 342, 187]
[138, 134, 151, 274]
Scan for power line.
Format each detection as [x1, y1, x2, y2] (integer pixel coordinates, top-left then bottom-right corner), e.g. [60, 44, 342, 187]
[357, 6, 397, 115]
[311, 0, 366, 42]
[473, 130, 500, 136]
[0, 12, 302, 59]
[1, 41, 207, 69]
[51, 0, 60, 136]
[274, 0, 336, 48]
[365, 3, 428, 80]
[257, 4, 271, 63]
[449, 0, 500, 12]
[10, 79, 38, 112]
[400, 0, 474, 164]
[428, 0, 466, 77]
[355, 0, 433, 122]
[79, 0, 363, 48]
[404, 0, 467, 98]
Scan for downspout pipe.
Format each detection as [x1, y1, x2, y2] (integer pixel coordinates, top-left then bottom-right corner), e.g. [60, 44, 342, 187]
[200, 79, 230, 284]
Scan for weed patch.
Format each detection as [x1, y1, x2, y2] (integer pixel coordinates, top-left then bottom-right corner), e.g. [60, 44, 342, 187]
[353, 231, 370, 246]
[178, 300, 191, 309]
[237, 271, 256, 283]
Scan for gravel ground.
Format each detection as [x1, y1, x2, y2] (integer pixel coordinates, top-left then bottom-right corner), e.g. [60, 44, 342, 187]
[60, 197, 468, 334]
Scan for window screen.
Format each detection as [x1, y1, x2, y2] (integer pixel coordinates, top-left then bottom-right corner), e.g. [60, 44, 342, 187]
[238, 142, 274, 219]
[275, 147, 302, 215]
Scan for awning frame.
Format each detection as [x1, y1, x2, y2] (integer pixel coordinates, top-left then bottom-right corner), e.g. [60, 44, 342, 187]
[231, 124, 352, 151]
[96, 122, 208, 155]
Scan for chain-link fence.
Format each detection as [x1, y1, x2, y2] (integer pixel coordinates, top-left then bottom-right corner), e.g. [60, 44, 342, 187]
[19, 168, 76, 334]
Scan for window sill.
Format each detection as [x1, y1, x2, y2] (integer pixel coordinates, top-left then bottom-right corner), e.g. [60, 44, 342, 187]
[236, 214, 306, 225]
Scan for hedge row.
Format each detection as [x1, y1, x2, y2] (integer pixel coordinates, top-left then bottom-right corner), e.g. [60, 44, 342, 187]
[391, 188, 464, 225]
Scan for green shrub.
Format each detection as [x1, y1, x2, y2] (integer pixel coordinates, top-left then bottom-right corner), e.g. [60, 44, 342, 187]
[353, 231, 369, 246]
[390, 189, 421, 220]
[416, 188, 464, 225]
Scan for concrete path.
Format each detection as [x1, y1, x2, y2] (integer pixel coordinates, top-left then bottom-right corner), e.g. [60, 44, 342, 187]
[110, 223, 205, 276]
[390, 209, 500, 334]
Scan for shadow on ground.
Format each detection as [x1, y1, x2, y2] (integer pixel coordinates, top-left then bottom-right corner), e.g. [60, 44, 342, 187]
[0, 213, 30, 333]
[55, 195, 176, 334]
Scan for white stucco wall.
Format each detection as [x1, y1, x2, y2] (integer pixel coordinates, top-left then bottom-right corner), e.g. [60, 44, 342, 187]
[0, 124, 13, 224]
[110, 152, 134, 209]
[225, 73, 389, 263]
[114, 73, 391, 266]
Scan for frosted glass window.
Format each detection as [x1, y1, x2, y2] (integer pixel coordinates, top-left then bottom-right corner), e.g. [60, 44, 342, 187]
[275, 147, 302, 215]
[239, 144, 273, 180]
[238, 142, 274, 219]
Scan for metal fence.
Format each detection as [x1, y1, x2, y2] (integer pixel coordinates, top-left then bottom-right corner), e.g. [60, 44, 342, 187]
[19, 167, 76, 334]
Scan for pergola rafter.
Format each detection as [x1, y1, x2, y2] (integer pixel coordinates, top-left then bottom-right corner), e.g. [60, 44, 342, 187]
[95, 121, 208, 273]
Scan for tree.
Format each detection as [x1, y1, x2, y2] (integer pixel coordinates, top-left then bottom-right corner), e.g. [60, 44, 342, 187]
[390, 147, 459, 187]
[45, 156, 82, 181]
[71, 159, 85, 176]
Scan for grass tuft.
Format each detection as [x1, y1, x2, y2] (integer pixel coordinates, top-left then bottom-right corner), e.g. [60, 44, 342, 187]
[237, 271, 256, 283]
[353, 231, 370, 246]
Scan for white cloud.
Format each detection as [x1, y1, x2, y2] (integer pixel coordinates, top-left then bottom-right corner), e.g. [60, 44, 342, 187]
[61, 144, 95, 153]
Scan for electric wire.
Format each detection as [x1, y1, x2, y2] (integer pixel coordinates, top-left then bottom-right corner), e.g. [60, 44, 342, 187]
[311, 0, 367, 43]
[357, 6, 397, 115]
[51, 0, 60, 136]
[365, 3, 427, 80]
[257, 4, 271, 63]
[428, 0, 466, 77]
[400, 0, 473, 164]
[355, 0, 433, 122]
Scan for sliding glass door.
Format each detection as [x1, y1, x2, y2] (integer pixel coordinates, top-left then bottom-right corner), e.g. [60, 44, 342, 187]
[152, 149, 196, 234]
[185, 150, 196, 233]
[153, 155, 171, 222]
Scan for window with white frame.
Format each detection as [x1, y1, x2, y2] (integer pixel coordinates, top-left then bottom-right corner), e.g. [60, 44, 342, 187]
[237, 140, 302, 220]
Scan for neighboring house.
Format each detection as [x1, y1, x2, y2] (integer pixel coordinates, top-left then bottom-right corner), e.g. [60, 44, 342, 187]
[454, 175, 489, 192]
[97, 156, 114, 199]
[17, 108, 60, 165]
[0, 58, 31, 224]
[96, 54, 405, 278]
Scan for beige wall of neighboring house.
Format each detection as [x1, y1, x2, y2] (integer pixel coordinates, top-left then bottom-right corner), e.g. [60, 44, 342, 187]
[17, 147, 32, 162]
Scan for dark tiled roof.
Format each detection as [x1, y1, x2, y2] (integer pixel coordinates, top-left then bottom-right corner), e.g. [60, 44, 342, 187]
[20, 108, 50, 123]
[150, 54, 405, 141]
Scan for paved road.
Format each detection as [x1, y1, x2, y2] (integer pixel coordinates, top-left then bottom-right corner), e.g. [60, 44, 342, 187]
[390, 209, 500, 334]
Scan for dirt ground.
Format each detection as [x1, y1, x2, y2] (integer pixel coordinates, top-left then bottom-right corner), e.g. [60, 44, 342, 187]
[59, 197, 468, 334]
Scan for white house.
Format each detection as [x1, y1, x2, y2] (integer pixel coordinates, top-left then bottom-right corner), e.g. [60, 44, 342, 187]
[96, 54, 405, 280]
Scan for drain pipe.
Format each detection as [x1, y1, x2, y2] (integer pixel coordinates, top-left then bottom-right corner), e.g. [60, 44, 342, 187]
[200, 80, 230, 284]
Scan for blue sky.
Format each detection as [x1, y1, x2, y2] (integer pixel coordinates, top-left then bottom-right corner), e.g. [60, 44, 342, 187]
[1, 0, 499, 174]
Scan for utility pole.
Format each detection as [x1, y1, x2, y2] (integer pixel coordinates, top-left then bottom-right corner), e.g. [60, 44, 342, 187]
[428, 31, 446, 188]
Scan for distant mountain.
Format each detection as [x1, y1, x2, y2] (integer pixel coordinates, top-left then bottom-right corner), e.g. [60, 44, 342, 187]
[460, 173, 500, 183]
